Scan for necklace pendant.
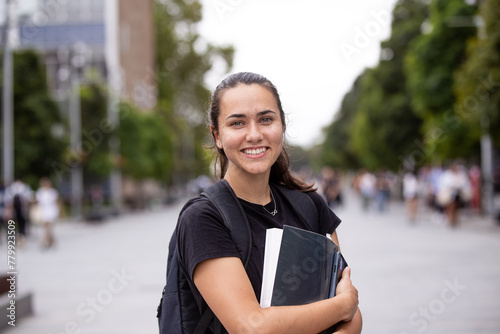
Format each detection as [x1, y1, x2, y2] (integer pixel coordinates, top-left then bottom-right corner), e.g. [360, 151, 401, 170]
[262, 187, 278, 216]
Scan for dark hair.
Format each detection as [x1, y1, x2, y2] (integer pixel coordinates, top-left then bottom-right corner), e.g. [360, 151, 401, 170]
[208, 72, 314, 192]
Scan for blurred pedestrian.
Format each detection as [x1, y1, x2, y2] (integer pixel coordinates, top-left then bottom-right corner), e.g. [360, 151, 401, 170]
[375, 170, 391, 213]
[403, 171, 419, 223]
[437, 164, 471, 227]
[469, 165, 481, 215]
[90, 185, 104, 210]
[320, 166, 343, 209]
[426, 164, 444, 211]
[5, 178, 32, 246]
[359, 170, 376, 211]
[36, 178, 60, 248]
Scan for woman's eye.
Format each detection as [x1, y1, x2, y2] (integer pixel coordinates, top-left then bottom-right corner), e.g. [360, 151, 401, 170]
[260, 117, 272, 124]
[231, 121, 244, 127]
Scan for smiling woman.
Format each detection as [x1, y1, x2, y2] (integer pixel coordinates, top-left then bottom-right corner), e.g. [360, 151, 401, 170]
[213, 83, 285, 186]
[164, 72, 362, 334]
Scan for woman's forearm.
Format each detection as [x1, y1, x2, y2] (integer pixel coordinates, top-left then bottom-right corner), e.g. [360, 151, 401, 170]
[233, 295, 354, 334]
[334, 308, 362, 334]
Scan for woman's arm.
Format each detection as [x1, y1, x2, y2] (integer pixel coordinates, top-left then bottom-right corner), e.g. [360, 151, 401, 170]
[330, 231, 362, 334]
[334, 307, 362, 334]
[194, 256, 358, 334]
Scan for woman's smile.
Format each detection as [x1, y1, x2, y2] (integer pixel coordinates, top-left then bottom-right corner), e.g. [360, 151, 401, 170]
[214, 83, 284, 178]
[242, 147, 268, 157]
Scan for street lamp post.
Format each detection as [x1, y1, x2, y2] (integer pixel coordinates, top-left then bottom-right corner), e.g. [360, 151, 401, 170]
[69, 42, 87, 220]
[2, 0, 15, 186]
[105, 0, 122, 213]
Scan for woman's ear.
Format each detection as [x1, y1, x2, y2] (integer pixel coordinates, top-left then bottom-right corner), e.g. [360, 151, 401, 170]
[210, 125, 222, 149]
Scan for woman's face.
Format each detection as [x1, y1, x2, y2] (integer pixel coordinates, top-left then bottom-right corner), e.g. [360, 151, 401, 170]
[214, 83, 285, 179]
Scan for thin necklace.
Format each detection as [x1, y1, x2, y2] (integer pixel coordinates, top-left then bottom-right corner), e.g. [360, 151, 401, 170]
[263, 188, 278, 216]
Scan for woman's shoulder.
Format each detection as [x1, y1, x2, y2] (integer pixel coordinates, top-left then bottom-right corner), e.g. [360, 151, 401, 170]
[177, 196, 226, 233]
[304, 189, 327, 204]
[272, 183, 325, 205]
[273, 184, 341, 233]
[180, 196, 221, 220]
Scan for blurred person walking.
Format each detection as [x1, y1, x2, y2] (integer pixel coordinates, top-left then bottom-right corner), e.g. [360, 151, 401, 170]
[359, 170, 376, 211]
[403, 171, 419, 223]
[469, 165, 481, 215]
[5, 178, 32, 246]
[428, 164, 444, 211]
[437, 164, 471, 227]
[35, 178, 60, 248]
[320, 166, 343, 209]
[375, 170, 391, 213]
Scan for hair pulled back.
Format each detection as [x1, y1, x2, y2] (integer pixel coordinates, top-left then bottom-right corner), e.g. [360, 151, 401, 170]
[208, 72, 314, 192]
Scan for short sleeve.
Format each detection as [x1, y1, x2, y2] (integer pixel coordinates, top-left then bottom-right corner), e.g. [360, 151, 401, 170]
[306, 191, 341, 235]
[177, 198, 240, 279]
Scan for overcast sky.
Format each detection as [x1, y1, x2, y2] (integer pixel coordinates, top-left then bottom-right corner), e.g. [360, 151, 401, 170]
[198, 0, 399, 147]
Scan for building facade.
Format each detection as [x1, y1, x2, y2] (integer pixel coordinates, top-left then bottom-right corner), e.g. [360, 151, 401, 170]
[2, 0, 156, 109]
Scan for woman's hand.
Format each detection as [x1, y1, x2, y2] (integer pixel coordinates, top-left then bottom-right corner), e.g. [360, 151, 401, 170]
[335, 267, 359, 322]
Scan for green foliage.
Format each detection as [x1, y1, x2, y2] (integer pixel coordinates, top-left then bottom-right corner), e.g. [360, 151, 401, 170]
[153, 0, 234, 182]
[79, 81, 112, 179]
[454, 0, 500, 151]
[320, 0, 427, 171]
[0, 50, 67, 187]
[316, 0, 500, 171]
[118, 102, 173, 181]
[404, 0, 478, 160]
[0, 1, 233, 192]
[318, 72, 365, 170]
[350, 0, 426, 171]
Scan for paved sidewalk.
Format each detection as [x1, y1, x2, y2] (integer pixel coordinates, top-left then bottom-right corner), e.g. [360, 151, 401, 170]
[335, 194, 500, 334]
[0, 201, 185, 334]
[1, 192, 500, 333]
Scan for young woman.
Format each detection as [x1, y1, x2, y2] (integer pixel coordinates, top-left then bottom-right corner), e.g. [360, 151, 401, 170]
[177, 72, 362, 333]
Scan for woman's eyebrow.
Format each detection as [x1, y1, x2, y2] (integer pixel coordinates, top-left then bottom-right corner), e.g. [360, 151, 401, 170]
[258, 110, 277, 116]
[226, 113, 246, 120]
[226, 110, 276, 120]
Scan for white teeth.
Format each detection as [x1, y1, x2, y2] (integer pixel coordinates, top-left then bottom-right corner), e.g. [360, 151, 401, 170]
[244, 148, 266, 155]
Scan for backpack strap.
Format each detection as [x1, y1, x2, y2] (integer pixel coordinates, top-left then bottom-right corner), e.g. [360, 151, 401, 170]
[191, 180, 253, 334]
[201, 179, 253, 266]
[272, 184, 319, 232]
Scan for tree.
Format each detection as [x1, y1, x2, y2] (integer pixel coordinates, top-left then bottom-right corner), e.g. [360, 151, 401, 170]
[118, 101, 173, 181]
[0, 50, 67, 188]
[454, 0, 500, 152]
[319, 0, 427, 171]
[154, 0, 234, 184]
[318, 72, 365, 170]
[79, 79, 112, 183]
[404, 0, 478, 161]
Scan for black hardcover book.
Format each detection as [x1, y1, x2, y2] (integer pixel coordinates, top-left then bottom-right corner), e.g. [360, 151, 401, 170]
[260, 225, 348, 308]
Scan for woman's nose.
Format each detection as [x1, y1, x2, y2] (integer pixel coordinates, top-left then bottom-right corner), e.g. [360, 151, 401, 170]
[246, 122, 263, 142]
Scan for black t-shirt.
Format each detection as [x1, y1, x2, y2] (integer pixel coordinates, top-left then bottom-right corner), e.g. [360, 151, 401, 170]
[177, 184, 341, 314]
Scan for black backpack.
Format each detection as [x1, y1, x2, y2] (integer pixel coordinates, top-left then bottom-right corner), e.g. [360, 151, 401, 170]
[157, 180, 319, 334]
